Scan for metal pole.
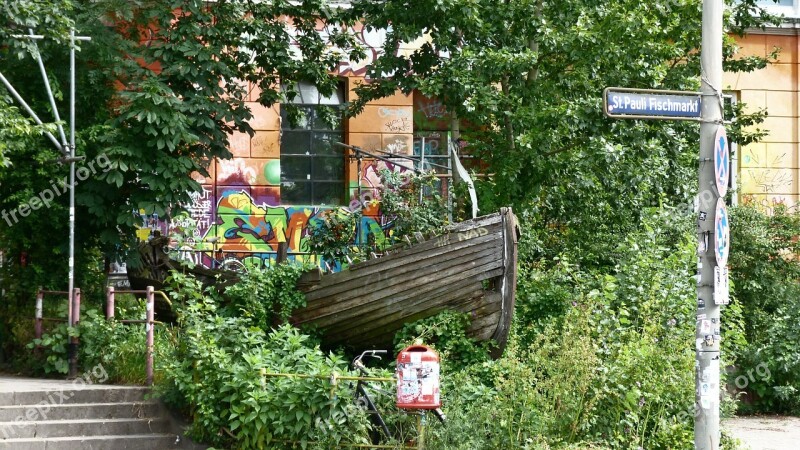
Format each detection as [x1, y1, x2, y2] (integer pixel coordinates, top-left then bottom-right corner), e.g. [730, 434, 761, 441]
[696, 1, 724, 448]
[67, 29, 76, 349]
[106, 286, 115, 320]
[0, 71, 65, 154]
[30, 29, 68, 147]
[146, 286, 155, 386]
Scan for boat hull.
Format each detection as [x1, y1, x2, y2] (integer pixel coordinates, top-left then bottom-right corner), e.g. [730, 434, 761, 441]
[292, 207, 519, 357]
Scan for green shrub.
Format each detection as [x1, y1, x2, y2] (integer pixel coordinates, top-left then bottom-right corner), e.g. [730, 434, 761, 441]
[729, 203, 800, 414]
[27, 299, 176, 385]
[424, 207, 732, 450]
[222, 263, 310, 328]
[158, 282, 375, 449]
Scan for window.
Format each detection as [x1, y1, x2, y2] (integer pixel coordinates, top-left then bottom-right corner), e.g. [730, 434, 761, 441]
[757, 0, 799, 18]
[280, 81, 345, 205]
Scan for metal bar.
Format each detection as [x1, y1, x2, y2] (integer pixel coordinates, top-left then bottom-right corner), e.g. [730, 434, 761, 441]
[270, 441, 417, 449]
[260, 372, 394, 383]
[67, 29, 76, 359]
[370, 146, 450, 171]
[29, 29, 68, 147]
[106, 286, 115, 320]
[39, 290, 71, 295]
[336, 142, 421, 174]
[35, 288, 43, 340]
[40, 318, 69, 322]
[0, 71, 65, 154]
[145, 286, 155, 386]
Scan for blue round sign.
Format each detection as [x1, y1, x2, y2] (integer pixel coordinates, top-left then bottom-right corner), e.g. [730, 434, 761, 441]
[714, 126, 729, 197]
[715, 198, 729, 266]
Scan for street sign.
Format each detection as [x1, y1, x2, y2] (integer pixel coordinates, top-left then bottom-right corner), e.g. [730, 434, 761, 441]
[604, 87, 702, 121]
[714, 126, 729, 197]
[714, 266, 729, 305]
[714, 198, 729, 266]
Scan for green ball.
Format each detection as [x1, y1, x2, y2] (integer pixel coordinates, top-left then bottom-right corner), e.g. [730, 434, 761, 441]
[264, 160, 281, 185]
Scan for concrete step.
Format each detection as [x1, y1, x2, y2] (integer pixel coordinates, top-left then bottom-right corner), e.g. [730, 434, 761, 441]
[0, 377, 203, 449]
[0, 402, 161, 421]
[0, 433, 189, 449]
[0, 387, 150, 407]
[0, 417, 170, 439]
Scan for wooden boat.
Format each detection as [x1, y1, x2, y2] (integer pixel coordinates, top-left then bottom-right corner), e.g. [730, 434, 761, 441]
[129, 208, 520, 356]
[290, 207, 519, 357]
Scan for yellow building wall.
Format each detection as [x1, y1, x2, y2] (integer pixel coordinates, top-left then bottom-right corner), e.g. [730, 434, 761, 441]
[724, 33, 800, 210]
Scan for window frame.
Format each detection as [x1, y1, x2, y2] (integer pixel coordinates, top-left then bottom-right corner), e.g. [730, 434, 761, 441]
[279, 81, 346, 206]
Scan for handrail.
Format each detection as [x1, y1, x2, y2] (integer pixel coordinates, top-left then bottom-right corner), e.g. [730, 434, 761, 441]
[34, 287, 81, 377]
[105, 286, 157, 386]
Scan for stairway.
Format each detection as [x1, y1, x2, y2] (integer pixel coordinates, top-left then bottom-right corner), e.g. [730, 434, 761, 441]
[0, 377, 198, 450]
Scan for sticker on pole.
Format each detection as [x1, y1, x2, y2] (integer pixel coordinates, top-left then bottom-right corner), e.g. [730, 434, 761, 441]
[715, 198, 730, 266]
[714, 126, 730, 197]
[714, 266, 730, 305]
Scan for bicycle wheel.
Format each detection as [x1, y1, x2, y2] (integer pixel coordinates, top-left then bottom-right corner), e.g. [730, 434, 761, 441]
[220, 258, 247, 273]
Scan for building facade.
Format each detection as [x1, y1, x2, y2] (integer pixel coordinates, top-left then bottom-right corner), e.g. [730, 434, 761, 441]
[725, 2, 800, 210]
[136, 27, 457, 270]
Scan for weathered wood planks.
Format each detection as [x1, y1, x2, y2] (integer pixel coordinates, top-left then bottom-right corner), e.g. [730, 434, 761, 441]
[295, 208, 520, 358]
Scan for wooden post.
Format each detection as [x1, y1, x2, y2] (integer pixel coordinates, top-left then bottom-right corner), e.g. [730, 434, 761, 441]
[146, 286, 155, 386]
[277, 241, 288, 264]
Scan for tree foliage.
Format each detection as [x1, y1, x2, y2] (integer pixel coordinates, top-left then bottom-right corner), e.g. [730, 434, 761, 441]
[346, 0, 777, 264]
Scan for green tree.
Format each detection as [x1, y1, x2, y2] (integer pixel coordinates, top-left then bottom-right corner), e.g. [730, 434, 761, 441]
[0, 0, 363, 360]
[346, 0, 775, 265]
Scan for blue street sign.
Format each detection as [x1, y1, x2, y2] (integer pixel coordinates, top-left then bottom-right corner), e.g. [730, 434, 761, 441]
[714, 126, 729, 197]
[715, 198, 729, 267]
[604, 87, 702, 121]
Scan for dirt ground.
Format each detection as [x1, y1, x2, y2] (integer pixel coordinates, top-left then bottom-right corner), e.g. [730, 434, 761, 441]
[723, 416, 800, 450]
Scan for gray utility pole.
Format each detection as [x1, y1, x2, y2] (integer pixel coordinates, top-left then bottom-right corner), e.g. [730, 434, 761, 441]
[696, 0, 726, 449]
[2, 29, 90, 377]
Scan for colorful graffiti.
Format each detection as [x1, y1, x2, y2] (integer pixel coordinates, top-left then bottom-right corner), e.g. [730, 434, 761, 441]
[195, 190, 391, 269]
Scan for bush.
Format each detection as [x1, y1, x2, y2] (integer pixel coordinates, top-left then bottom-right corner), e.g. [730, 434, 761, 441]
[26, 298, 176, 385]
[423, 207, 735, 449]
[158, 276, 375, 449]
[730, 203, 800, 413]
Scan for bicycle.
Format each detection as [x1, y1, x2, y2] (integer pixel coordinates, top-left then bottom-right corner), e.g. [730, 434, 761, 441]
[167, 236, 248, 273]
[351, 350, 445, 446]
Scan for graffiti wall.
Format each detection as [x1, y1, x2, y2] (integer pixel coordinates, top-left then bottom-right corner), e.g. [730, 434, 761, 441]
[134, 33, 462, 271]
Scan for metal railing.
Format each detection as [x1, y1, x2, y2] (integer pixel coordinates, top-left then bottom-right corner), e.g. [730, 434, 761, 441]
[105, 286, 167, 386]
[34, 287, 81, 377]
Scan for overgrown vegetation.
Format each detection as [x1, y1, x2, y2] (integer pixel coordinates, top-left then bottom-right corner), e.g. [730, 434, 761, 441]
[729, 202, 800, 414]
[3, 1, 796, 449]
[307, 169, 451, 268]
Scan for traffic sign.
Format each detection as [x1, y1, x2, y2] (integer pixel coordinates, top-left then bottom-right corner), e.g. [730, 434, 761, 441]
[715, 198, 729, 266]
[604, 87, 702, 121]
[714, 266, 729, 305]
[714, 126, 729, 197]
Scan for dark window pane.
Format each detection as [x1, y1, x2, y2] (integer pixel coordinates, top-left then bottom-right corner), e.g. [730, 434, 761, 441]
[281, 156, 311, 180]
[312, 133, 340, 155]
[281, 181, 312, 204]
[313, 108, 342, 130]
[280, 106, 312, 130]
[313, 182, 344, 205]
[281, 132, 310, 155]
[312, 156, 344, 180]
